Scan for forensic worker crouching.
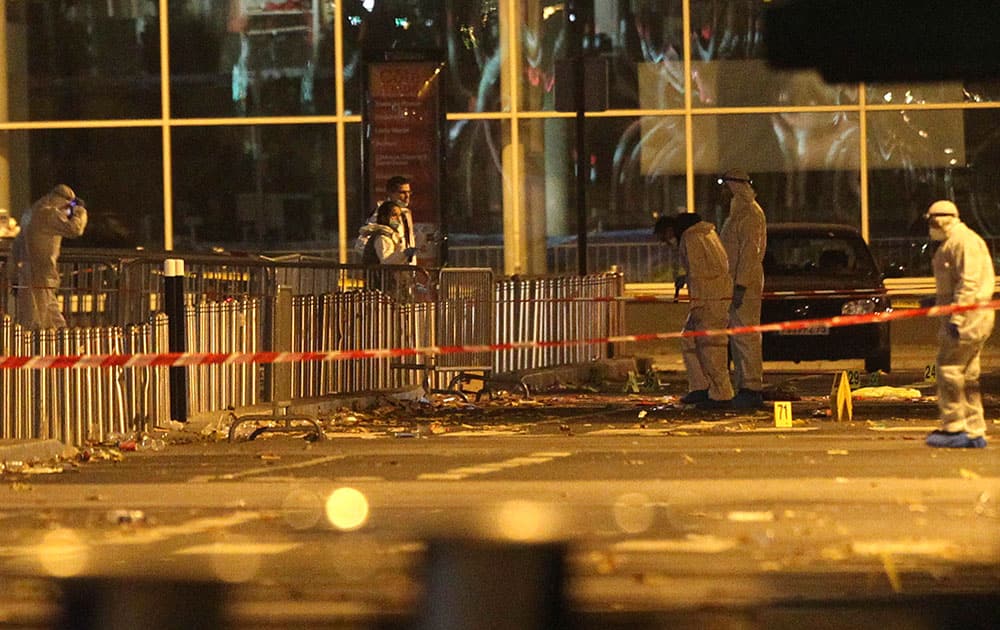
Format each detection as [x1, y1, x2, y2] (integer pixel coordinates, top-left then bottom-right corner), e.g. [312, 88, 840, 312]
[8, 185, 88, 330]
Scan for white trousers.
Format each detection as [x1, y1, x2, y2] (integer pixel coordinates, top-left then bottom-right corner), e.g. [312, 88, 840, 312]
[681, 302, 734, 401]
[728, 296, 763, 391]
[936, 334, 987, 438]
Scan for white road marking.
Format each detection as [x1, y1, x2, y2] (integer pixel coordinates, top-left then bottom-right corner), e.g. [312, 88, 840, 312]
[418, 451, 573, 481]
[175, 542, 301, 556]
[188, 455, 347, 483]
[612, 535, 739, 554]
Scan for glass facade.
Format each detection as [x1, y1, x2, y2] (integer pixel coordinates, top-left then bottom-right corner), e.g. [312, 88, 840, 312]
[2, 0, 998, 280]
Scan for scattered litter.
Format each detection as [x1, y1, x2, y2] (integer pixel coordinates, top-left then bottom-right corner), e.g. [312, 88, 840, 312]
[21, 465, 64, 475]
[851, 539, 959, 558]
[613, 535, 738, 554]
[852, 386, 923, 400]
[881, 552, 903, 593]
[727, 510, 774, 522]
[959, 468, 981, 480]
[108, 510, 147, 526]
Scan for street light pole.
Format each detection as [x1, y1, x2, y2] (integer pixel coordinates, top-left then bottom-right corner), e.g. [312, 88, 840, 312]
[567, 1, 590, 277]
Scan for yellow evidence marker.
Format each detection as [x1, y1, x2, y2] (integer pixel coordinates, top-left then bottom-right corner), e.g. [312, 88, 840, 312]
[773, 401, 793, 428]
[829, 371, 854, 422]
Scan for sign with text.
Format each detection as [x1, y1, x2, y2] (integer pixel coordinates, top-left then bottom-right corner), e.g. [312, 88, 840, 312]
[365, 59, 444, 264]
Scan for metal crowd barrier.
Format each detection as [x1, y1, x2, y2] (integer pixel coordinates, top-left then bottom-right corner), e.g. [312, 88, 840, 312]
[0, 245, 627, 444]
[494, 273, 625, 373]
[186, 298, 262, 416]
[393, 268, 495, 393]
[0, 313, 170, 445]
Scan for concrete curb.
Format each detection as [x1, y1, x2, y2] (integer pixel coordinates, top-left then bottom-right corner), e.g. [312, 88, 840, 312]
[0, 439, 72, 465]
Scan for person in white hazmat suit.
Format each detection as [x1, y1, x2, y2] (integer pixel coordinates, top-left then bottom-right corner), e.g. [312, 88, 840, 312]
[8, 184, 88, 330]
[718, 169, 767, 408]
[922, 200, 996, 448]
[655, 212, 734, 408]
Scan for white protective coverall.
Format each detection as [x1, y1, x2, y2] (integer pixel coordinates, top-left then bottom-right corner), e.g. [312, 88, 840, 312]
[679, 220, 735, 402]
[358, 222, 410, 265]
[932, 219, 996, 438]
[719, 181, 767, 392]
[9, 185, 88, 330]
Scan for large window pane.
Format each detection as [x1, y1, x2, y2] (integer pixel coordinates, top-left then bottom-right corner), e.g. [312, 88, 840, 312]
[444, 2, 502, 113]
[688, 1, 856, 108]
[867, 81, 1000, 105]
[171, 124, 346, 252]
[691, 112, 861, 226]
[170, 3, 336, 117]
[520, 1, 686, 112]
[17, 2, 160, 121]
[445, 118, 505, 268]
[867, 108, 1000, 276]
[3, 128, 163, 249]
[586, 116, 686, 281]
[343, 1, 446, 116]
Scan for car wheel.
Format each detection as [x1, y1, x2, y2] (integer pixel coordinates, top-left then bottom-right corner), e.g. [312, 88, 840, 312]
[865, 351, 891, 374]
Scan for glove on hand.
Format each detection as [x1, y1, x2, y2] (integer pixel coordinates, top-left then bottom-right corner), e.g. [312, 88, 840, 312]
[403, 247, 417, 258]
[918, 296, 936, 309]
[946, 322, 960, 339]
[674, 274, 687, 291]
[732, 284, 747, 310]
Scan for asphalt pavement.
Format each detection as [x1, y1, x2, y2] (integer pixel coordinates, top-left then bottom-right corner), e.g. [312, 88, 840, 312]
[2, 364, 1000, 628]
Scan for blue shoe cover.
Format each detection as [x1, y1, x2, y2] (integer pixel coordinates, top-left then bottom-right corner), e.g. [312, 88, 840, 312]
[925, 430, 987, 448]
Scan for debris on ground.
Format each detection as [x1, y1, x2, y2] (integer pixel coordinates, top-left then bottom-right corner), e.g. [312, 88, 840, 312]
[852, 386, 923, 400]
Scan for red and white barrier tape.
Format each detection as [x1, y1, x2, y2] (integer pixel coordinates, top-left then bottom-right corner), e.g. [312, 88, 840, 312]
[1, 300, 997, 371]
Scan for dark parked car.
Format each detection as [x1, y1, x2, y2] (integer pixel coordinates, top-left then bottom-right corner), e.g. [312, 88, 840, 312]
[761, 223, 892, 373]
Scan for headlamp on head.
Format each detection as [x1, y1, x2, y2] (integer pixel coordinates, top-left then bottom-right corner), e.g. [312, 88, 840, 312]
[717, 175, 752, 186]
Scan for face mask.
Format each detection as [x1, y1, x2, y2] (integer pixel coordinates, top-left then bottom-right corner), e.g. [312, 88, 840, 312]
[389, 219, 401, 230]
[929, 226, 947, 241]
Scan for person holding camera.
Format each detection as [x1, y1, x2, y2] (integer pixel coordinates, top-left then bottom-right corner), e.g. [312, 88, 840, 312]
[8, 184, 88, 329]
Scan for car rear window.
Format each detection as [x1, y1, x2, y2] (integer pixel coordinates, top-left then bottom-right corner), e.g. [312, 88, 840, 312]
[764, 234, 879, 278]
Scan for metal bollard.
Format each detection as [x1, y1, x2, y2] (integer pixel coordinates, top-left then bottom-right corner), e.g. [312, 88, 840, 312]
[164, 259, 188, 422]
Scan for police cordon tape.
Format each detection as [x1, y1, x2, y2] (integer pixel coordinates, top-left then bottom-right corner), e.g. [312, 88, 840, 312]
[1, 300, 998, 371]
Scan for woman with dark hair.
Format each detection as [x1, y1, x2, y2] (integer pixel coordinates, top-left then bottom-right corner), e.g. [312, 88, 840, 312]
[358, 201, 417, 293]
[359, 201, 416, 266]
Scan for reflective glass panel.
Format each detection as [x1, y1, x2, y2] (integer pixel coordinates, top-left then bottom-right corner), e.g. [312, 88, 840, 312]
[445, 1, 502, 112]
[444, 118, 505, 270]
[866, 80, 1000, 105]
[170, 2, 336, 117]
[520, 0, 686, 112]
[691, 112, 861, 227]
[343, 1, 446, 116]
[867, 108, 1000, 276]
[16, 2, 161, 121]
[688, 0, 856, 108]
[171, 124, 347, 252]
[585, 116, 686, 281]
[2, 128, 163, 249]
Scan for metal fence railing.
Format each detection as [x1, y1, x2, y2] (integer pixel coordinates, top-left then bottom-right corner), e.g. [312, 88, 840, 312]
[0, 247, 626, 446]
